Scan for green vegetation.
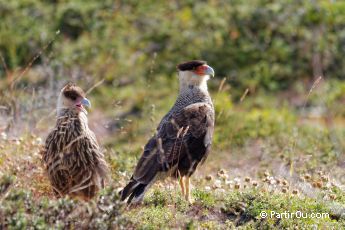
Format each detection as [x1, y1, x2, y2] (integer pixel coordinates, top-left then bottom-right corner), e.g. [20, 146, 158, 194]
[1, 0, 345, 229]
[2, 0, 345, 90]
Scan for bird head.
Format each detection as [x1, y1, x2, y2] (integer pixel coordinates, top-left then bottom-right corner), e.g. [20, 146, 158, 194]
[57, 83, 91, 116]
[177, 60, 214, 90]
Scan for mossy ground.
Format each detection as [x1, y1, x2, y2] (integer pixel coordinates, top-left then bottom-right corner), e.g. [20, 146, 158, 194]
[0, 75, 345, 229]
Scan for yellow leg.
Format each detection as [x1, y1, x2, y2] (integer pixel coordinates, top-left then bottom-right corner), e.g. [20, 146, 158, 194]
[179, 176, 185, 196]
[184, 177, 193, 204]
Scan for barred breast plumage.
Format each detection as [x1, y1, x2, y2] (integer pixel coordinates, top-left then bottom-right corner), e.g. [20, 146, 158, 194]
[158, 86, 213, 131]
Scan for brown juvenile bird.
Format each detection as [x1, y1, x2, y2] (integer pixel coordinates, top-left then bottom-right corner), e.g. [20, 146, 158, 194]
[120, 60, 215, 204]
[41, 83, 108, 200]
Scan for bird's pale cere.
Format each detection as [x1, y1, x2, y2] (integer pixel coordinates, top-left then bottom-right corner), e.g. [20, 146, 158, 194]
[42, 83, 109, 200]
[120, 60, 215, 204]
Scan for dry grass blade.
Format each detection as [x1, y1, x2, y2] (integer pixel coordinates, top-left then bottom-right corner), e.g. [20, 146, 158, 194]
[218, 77, 226, 92]
[240, 88, 249, 103]
[86, 78, 105, 95]
[302, 76, 323, 108]
[289, 76, 323, 176]
[10, 31, 60, 90]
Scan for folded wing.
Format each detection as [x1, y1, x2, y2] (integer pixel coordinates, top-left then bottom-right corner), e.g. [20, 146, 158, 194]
[121, 102, 214, 203]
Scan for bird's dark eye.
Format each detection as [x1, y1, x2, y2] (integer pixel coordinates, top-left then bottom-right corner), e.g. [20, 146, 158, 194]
[64, 91, 79, 101]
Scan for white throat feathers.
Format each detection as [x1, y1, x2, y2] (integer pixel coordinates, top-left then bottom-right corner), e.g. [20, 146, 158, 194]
[178, 71, 210, 93]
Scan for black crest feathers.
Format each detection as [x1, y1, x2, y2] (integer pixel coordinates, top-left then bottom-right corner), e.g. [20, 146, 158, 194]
[177, 60, 206, 71]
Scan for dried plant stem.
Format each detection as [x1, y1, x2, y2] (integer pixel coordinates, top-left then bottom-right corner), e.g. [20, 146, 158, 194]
[218, 77, 226, 93]
[289, 76, 323, 176]
[224, 87, 251, 147]
[85, 78, 105, 95]
[10, 31, 60, 90]
[240, 88, 249, 103]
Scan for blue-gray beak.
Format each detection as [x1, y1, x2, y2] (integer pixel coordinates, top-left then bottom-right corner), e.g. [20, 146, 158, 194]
[81, 98, 91, 108]
[205, 65, 215, 77]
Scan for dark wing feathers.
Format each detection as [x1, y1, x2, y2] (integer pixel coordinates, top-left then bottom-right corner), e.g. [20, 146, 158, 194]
[120, 102, 214, 202]
[132, 102, 214, 184]
[174, 102, 214, 143]
[132, 138, 161, 183]
[167, 102, 214, 164]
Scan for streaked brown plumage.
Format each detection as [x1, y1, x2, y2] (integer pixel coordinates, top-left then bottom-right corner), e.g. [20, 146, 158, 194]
[121, 60, 215, 204]
[41, 83, 108, 200]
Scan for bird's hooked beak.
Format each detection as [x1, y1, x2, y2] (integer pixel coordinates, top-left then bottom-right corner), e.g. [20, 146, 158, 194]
[195, 64, 215, 77]
[204, 65, 215, 77]
[81, 97, 91, 108]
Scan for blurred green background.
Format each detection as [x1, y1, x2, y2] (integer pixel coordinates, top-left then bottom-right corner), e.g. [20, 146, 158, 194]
[1, 0, 345, 91]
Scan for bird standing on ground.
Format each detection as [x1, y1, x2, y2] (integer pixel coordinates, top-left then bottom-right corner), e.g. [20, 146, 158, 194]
[41, 83, 108, 200]
[121, 60, 215, 204]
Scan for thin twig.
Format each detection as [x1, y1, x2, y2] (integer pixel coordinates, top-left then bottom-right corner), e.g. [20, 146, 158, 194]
[85, 78, 105, 95]
[10, 30, 60, 90]
[240, 88, 249, 103]
[218, 77, 226, 93]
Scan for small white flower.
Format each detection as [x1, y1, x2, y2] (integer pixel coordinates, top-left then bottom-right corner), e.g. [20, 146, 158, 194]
[269, 179, 276, 185]
[225, 180, 233, 185]
[35, 137, 42, 145]
[220, 173, 229, 180]
[234, 177, 241, 183]
[204, 186, 211, 191]
[214, 179, 222, 188]
[1, 132, 7, 140]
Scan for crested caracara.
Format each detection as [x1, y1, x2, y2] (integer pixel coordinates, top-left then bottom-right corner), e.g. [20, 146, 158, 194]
[41, 83, 109, 200]
[121, 60, 215, 204]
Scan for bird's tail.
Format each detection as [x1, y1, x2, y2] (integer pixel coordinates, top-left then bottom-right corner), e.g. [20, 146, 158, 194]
[120, 178, 147, 204]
